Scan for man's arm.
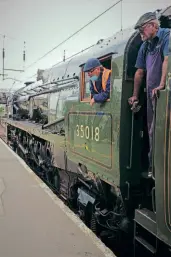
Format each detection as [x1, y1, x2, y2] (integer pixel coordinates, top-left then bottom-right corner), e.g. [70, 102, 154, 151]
[93, 75, 110, 103]
[129, 44, 145, 104]
[159, 30, 170, 88]
[152, 30, 170, 96]
[159, 56, 168, 88]
[133, 69, 144, 98]
[134, 44, 146, 97]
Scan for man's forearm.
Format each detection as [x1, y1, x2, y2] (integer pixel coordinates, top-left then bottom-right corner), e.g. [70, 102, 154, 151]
[159, 57, 168, 88]
[94, 90, 109, 103]
[133, 69, 144, 97]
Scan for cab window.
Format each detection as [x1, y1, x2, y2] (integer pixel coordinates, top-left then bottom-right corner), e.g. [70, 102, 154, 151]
[80, 55, 112, 102]
[84, 73, 91, 99]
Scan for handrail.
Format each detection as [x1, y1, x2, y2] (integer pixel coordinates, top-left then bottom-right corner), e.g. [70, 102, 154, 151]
[127, 101, 141, 169]
[126, 111, 134, 169]
[152, 96, 157, 180]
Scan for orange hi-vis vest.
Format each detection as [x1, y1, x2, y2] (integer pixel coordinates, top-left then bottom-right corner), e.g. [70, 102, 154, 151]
[92, 67, 111, 93]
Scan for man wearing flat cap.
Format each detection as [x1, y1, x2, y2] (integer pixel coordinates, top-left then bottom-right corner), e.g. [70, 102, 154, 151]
[128, 12, 170, 177]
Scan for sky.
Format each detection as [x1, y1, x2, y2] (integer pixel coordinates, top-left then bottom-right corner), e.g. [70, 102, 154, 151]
[0, 0, 170, 91]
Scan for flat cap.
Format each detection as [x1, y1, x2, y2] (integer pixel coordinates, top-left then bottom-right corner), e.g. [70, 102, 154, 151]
[134, 12, 157, 29]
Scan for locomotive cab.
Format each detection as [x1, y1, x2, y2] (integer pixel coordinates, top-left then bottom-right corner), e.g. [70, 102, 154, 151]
[120, 10, 171, 255]
[119, 13, 171, 244]
[120, 8, 171, 186]
[120, 31, 149, 184]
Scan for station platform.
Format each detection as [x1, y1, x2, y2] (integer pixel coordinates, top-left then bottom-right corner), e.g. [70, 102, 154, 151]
[0, 139, 115, 257]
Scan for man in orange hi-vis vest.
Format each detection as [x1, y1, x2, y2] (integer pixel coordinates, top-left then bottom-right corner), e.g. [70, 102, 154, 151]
[83, 58, 111, 106]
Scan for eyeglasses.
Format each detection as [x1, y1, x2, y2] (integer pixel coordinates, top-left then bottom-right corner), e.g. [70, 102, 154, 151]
[139, 24, 148, 33]
[139, 22, 153, 33]
[87, 67, 96, 73]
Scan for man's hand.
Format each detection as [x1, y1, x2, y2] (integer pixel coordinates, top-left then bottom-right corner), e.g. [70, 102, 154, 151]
[90, 98, 95, 106]
[152, 84, 165, 98]
[128, 95, 138, 105]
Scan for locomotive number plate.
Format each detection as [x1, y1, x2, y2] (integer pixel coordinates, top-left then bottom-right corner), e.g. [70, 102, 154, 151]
[68, 112, 112, 169]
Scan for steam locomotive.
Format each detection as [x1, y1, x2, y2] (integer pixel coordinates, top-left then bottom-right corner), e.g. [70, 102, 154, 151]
[5, 6, 171, 257]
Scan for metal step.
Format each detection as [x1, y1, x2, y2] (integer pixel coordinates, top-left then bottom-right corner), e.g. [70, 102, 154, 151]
[135, 235, 156, 254]
[134, 208, 157, 236]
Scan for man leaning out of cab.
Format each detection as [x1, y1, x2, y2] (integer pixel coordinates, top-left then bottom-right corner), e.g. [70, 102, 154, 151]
[83, 58, 111, 106]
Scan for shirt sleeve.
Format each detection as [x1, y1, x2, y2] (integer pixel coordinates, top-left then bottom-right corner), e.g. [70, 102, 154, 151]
[135, 43, 146, 70]
[162, 29, 170, 57]
[93, 75, 110, 103]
